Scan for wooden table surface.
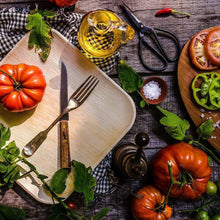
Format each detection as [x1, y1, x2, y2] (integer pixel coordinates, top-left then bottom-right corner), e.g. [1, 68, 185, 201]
[0, 0, 220, 219]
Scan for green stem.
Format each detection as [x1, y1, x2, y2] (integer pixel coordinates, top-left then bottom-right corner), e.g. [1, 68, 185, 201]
[191, 140, 220, 164]
[21, 157, 81, 220]
[137, 90, 149, 105]
[180, 199, 219, 213]
[155, 161, 179, 211]
[0, 69, 18, 86]
[171, 9, 191, 17]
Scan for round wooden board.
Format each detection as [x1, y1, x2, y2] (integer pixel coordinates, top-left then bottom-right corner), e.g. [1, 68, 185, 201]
[177, 26, 220, 152]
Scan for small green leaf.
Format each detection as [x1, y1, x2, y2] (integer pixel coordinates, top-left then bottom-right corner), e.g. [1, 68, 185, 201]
[42, 11, 56, 18]
[92, 208, 110, 220]
[0, 124, 10, 148]
[117, 60, 143, 93]
[197, 119, 214, 140]
[139, 99, 146, 108]
[50, 168, 68, 194]
[73, 161, 96, 206]
[0, 205, 26, 220]
[157, 106, 190, 141]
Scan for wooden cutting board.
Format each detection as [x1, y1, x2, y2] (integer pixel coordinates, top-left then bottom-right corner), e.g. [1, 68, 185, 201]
[0, 30, 136, 203]
[178, 26, 220, 152]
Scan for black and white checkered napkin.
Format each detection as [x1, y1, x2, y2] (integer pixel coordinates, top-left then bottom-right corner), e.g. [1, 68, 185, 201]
[0, 6, 117, 195]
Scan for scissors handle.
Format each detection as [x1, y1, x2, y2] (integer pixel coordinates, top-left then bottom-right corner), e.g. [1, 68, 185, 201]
[138, 27, 181, 71]
[154, 27, 181, 62]
[138, 37, 168, 71]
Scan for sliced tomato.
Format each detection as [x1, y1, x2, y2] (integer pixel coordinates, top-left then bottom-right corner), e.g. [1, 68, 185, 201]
[205, 29, 220, 66]
[189, 30, 218, 70]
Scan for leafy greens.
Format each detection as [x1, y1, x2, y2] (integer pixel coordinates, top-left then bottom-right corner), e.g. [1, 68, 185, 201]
[26, 10, 56, 62]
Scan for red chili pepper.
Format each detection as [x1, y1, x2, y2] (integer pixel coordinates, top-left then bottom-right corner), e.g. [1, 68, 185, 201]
[155, 7, 191, 17]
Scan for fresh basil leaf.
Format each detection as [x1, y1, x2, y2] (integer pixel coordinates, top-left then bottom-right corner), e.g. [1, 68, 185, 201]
[0, 205, 25, 220]
[157, 106, 190, 141]
[50, 168, 68, 194]
[73, 161, 96, 206]
[118, 60, 143, 93]
[92, 208, 110, 220]
[197, 119, 214, 140]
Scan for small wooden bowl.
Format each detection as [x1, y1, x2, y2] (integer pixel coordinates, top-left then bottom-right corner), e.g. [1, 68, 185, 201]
[140, 77, 168, 105]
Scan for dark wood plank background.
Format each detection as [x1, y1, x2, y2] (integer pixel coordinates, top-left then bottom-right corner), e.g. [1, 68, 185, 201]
[0, 0, 220, 219]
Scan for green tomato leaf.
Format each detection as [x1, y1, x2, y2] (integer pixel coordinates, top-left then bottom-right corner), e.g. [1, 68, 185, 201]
[50, 168, 68, 194]
[157, 106, 190, 141]
[0, 124, 10, 148]
[73, 161, 96, 206]
[197, 119, 214, 140]
[42, 11, 56, 18]
[26, 10, 54, 62]
[0, 204, 26, 220]
[139, 100, 146, 108]
[117, 60, 143, 93]
[92, 208, 110, 220]
[50, 204, 66, 215]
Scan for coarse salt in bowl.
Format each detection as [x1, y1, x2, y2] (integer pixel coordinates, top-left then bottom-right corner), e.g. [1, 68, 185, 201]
[140, 76, 168, 105]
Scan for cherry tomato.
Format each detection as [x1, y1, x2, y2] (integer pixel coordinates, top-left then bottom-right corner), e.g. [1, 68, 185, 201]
[196, 210, 209, 220]
[206, 181, 217, 196]
[211, 214, 220, 220]
[189, 30, 218, 70]
[67, 201, 75, 210]
[205, 29, 220, 66]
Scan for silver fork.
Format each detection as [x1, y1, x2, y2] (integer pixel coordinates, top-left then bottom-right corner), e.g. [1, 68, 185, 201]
[23, 75, 99, 157]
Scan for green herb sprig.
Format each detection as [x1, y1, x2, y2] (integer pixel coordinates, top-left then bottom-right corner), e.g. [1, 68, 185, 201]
[117, 60, 148, 107]
[0, 124, 109, 220]
[26, 9, 56, 62]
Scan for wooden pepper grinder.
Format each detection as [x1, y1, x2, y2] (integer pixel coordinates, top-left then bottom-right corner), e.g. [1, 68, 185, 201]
[112, 132, 149, 179]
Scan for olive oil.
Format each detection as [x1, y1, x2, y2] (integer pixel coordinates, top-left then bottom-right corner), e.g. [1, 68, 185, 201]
[78, 9, 135, 58]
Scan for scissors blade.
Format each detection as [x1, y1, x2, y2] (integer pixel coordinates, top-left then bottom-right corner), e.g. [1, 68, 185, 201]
[119, 4, 143, 31]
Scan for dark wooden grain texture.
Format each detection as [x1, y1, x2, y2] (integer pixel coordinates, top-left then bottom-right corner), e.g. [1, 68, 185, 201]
[60, 121, 71, 168]
[0, 0, 220, 219]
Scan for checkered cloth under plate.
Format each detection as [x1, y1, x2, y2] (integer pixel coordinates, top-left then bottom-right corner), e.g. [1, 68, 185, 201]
[0, 6, 117, 195]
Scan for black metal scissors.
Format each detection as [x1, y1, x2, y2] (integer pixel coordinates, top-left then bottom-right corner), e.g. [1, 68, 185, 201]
[119, 4, 181, 72]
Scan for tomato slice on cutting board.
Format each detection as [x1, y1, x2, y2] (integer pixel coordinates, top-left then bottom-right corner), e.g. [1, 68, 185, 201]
[205, 29, 220, 66]
[189, 30, 218, 70]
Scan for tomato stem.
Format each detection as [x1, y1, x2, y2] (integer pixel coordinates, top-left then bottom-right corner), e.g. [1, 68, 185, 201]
[155, 161, 177, 211]
[0, 69, 20, 89]
[191, 140, 220, 165]
[179, 198, 220, 213]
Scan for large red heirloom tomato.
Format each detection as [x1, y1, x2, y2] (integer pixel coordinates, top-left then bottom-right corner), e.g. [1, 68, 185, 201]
[0, 64, 46, 112]
[152, 142, 211, 200]
[132, 185, 172, 220]
[48, 0, 78, 7]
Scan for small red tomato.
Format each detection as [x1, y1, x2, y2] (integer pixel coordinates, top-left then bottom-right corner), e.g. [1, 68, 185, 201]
[67, 201, 75, 210]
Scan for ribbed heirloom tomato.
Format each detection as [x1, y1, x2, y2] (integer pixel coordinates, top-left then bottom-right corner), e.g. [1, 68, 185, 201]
[0, 64, 46, 112]
[152, 142, 211, 200]
[48, 0, 78, 7]
[132, 185, 172, 220]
